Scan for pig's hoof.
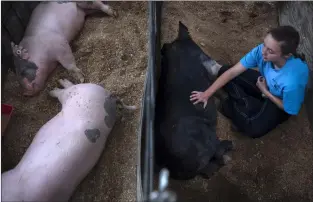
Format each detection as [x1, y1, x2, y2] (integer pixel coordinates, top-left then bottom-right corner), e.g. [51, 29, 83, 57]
[222, 155, 232, 164]
[49, 88, 61, 97]
[231, 140, 236, 149]
[79, 76, 85, 83]
[73, 71, 85, 83]
[59, 79, 74, 88]
[113, 11, 118, 18]
[109, 9, 118, 18]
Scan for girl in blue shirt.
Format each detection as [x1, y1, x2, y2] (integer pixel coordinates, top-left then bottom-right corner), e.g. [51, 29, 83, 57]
[190, 26, 309, 138]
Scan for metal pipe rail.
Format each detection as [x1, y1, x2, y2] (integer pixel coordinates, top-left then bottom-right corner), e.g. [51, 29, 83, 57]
[137, 1, 174, 202]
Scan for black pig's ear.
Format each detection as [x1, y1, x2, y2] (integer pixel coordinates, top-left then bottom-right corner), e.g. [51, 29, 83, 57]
[178, 21, 191, 40]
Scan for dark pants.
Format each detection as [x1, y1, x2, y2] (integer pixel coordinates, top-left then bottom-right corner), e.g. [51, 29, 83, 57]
[218, 65, 290, 138]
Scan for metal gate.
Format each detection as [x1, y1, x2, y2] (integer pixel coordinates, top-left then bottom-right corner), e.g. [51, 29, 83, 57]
[136, 1, 177, 202]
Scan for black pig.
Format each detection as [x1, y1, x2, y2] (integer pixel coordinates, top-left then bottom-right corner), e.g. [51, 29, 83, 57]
[154, 22, 234, 180]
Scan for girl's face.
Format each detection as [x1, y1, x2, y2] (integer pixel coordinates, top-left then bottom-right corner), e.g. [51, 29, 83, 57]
[262, 33, 287, 62]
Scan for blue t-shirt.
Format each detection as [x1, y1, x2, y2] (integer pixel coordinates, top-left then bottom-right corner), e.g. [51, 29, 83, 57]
[240, 43, 309, 115]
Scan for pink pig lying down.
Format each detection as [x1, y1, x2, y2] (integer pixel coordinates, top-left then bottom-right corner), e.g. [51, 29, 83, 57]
[10, 1, 118, 96]
[1, 79, 137, 202]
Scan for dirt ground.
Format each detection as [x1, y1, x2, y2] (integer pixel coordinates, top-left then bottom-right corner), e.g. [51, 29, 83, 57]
[159, 2, 313, 202]
[1, 1, 312, 202]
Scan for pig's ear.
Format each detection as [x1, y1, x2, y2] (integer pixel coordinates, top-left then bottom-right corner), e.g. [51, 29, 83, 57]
[178, 21, 191, 40]
[11, 41, 15, 50]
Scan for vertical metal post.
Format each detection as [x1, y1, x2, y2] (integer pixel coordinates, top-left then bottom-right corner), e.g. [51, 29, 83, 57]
[143, 1, 156, 201]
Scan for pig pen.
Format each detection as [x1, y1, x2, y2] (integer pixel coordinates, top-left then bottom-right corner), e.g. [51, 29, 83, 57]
[151, 2, 313, 202]
[1, 2, 148, 202]
[2, 1, 313, 202]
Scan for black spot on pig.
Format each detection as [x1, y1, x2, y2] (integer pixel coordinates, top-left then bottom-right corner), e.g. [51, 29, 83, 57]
[85, 129, 101, 143]
[104, 97, 116, 128]
[13, 56, 38, 82]
[154, 21, 234, 180]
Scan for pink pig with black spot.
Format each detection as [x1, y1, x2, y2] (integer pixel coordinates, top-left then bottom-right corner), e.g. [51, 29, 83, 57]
[1, 79, 137, 202]
[11, 1, 118, 96]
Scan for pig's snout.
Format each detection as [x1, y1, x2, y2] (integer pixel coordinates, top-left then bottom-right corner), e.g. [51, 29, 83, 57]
[19, 78, 43, 97]
[13, 55, 42, 96]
